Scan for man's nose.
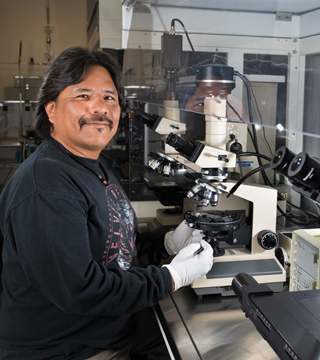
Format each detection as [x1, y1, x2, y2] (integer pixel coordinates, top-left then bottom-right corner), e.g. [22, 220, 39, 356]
[89, 97, 109, 115]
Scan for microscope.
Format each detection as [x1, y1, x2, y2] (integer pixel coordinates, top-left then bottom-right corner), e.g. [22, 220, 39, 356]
[135, 63, 286, 296]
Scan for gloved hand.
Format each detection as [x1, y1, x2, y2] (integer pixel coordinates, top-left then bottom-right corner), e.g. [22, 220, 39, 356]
[163, 240, 214, 291]
[164, 220, 204, 255]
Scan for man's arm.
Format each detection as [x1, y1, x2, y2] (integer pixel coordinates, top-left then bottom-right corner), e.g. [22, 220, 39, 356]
[135, 231, 171, 268]
[8, 192, 172, 317]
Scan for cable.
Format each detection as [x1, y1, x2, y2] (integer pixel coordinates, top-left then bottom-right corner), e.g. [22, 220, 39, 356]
[237, 152, 271, 162]
[222, 101, 320, 224]
[276, 203, 320, 226]
[234, 72, 260, 153]
[226, 100, 243, 121]
[277, 190, 320, 224]
[227, 163, 270, 197]
[227, 160, 320, 225]
[226, 100, 255, 153]
[265, 171, 320, 224]
[246, 77, 273, 157]
[234, 153, 315, 224]
[170, 18, 195, 52]
[234, 71, 270, 186]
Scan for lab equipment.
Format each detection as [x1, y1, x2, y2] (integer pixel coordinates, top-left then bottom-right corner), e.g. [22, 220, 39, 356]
[289, 228, 320, 292]
[130, 18, 287, 295]
[270, 146, 320, 202]
[134, 100, 285, 296]
[232, 272, 320, 360]
[233, 155, 320, 358]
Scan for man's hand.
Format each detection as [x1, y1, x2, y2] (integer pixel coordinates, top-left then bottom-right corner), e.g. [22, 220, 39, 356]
[164, 220, 204, 255]
[163, 240, 214, 291]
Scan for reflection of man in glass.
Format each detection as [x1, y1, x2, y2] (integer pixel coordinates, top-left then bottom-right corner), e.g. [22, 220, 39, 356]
[183, 64, 248, 122]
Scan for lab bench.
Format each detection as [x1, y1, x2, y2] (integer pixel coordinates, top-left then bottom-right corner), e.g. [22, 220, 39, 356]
[156, 285, 279, 360]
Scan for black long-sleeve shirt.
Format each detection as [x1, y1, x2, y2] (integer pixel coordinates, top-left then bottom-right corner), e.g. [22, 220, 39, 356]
[0, 139, 172, 359]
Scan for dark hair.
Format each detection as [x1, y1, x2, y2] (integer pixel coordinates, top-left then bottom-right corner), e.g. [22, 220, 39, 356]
[34, 46, 124, 139]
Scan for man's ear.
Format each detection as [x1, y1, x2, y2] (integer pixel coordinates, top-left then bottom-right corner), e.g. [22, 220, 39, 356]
[44, 101, 56, 124]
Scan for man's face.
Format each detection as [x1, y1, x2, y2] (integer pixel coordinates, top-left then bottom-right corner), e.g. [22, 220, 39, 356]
[184, 81, 247, 121]
[45, 65, 121, 159]
[185, 82, 223, 113]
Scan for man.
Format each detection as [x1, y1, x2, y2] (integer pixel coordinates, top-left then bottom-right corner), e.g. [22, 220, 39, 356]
[0, 47, 213, 360]
[179, 63, 248, 121]
[185, 80, 248, 121]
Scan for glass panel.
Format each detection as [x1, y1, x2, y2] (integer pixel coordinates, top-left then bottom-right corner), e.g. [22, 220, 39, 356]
[118, 2, 320, 231]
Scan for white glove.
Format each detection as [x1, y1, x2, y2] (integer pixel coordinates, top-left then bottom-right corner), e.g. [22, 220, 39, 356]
[163, 240, 214, 291]
[164, 220, 204, 255]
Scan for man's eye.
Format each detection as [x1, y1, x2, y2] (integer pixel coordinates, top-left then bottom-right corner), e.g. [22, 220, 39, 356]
[194, 102, 204, 108]
[77, 94, 88, 99]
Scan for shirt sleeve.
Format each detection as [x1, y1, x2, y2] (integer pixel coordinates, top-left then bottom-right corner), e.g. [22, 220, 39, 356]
[136, 231, 171, 268]
[8, 191, 172, 317]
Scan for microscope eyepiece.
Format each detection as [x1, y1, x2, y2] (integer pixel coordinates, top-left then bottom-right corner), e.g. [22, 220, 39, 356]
[287, 152, 320, 190]
[270, 146, 296, 177]
[166, 133, 195, 157]
[134, 109, 162, 129]
[271, 147, 320, 192]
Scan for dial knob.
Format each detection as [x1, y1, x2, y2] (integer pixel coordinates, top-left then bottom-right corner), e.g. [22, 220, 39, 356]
[230, 141, 243, 155]
[258, 230, 278, 250]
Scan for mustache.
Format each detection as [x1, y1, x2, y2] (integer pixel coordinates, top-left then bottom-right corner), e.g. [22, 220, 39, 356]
[79, 115, 114, 130]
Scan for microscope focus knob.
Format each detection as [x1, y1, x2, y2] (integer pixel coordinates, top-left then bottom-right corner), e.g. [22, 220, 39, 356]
[257, 230, 278, 250]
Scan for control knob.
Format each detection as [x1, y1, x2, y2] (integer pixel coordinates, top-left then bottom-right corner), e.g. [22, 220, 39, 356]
[257, 230, 278, 250]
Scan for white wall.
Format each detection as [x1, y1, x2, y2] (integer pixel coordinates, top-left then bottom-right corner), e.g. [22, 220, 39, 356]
[0, 0, 87, 101]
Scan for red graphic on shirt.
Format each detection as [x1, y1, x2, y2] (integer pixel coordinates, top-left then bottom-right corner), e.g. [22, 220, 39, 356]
[102, 184, 138, 270]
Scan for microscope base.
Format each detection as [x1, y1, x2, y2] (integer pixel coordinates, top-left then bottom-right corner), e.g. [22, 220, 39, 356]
[193, 280, 284, 297]
[191, 254, 286, 296]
